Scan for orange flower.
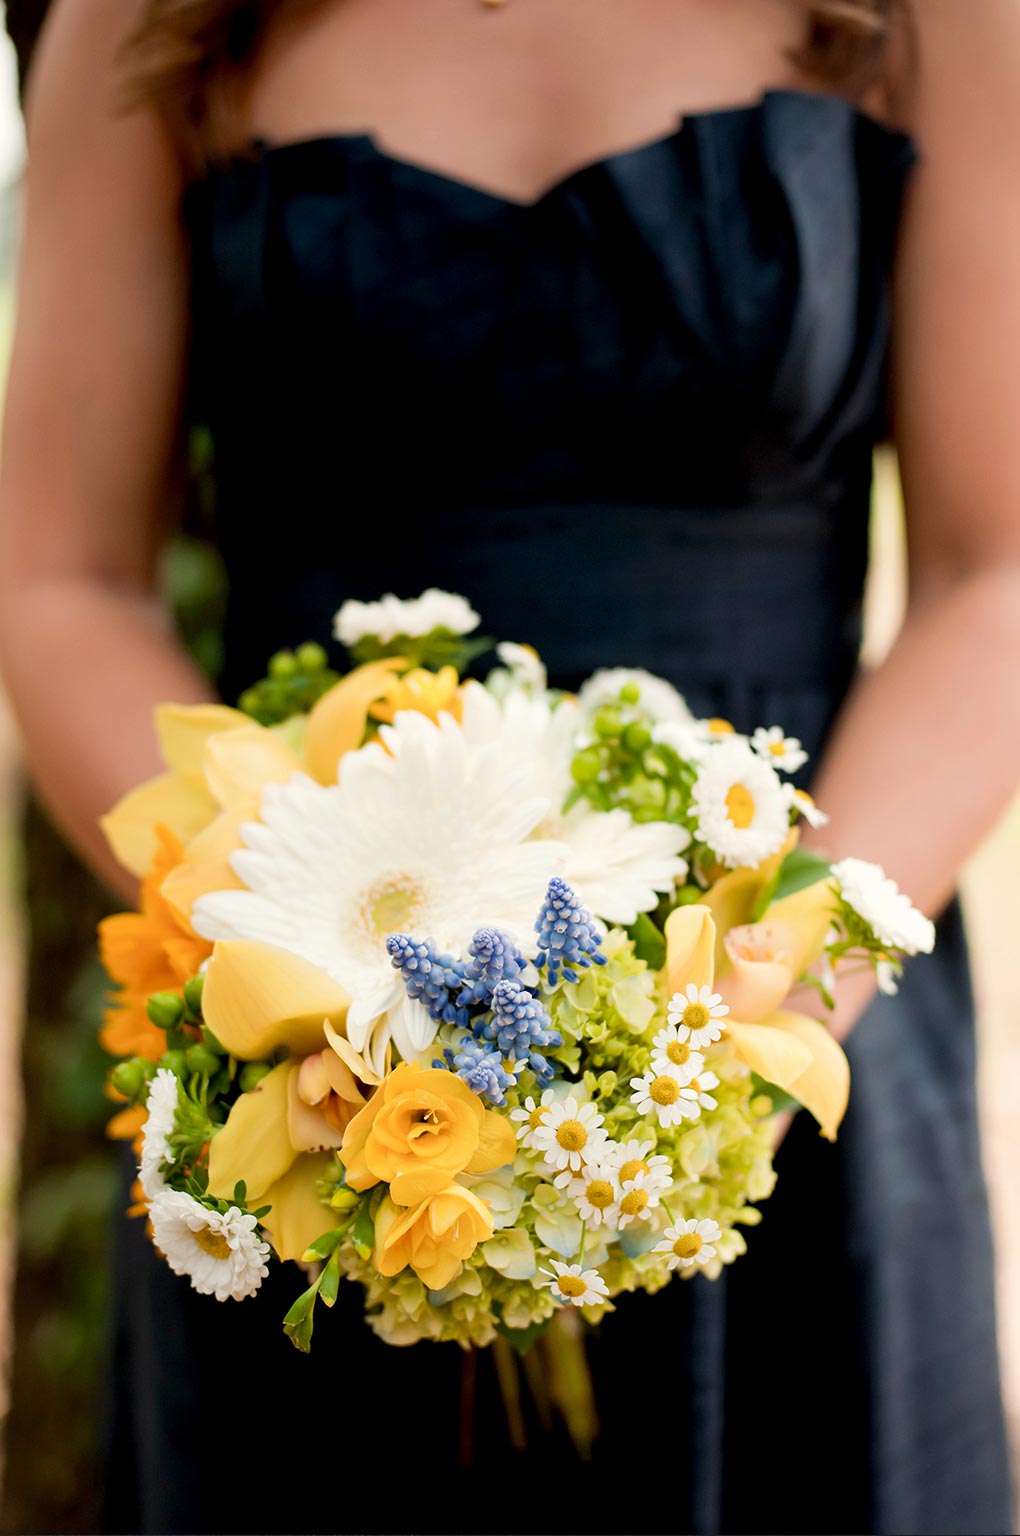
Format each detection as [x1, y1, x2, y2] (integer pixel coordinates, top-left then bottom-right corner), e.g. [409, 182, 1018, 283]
[373, 1184, 494, 1290]
[99, 825, 213, 1059]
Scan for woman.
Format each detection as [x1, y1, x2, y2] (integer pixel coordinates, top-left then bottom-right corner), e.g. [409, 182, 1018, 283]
[0, 0, 1016, 1531]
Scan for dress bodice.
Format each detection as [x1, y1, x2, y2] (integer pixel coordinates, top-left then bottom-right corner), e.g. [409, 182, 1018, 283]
[183, 88, 915, 739]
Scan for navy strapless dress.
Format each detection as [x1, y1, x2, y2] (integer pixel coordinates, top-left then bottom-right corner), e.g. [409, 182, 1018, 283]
[102, 90, 1012, 1535]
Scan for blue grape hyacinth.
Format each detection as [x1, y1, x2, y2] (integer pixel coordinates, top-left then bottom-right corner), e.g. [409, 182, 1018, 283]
[534, 877, 607, 985]
[437, 1034, 518, 1107]
[386, 934, 469, 1028]
[456, 927, 529, 1008]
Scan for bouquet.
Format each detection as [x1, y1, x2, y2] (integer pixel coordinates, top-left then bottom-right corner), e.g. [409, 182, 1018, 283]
[99, 589, 934, 1366]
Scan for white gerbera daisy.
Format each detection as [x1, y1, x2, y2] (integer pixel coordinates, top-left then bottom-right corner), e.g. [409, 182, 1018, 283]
[494, 642, 548, 694]
[650, 1026, 705, 1083]
[751, 726, 808, 774]
[783, 784, 829, 828]
[606, 1138, 674, 1200]
[629, 1069, 696, 1129]
[531, 1096, 608, 1172]
[333, 588, 479, 646]
[509, 1089, 557, 1150]
[557, 1160, 621, 1229]
[654, 1217, 722, 1271]
[616, 1168, 662, 1227]
[458, 684, 689, 925]
[690, 739, 790, 869]
[139, 1068, 181, 1200]
[148, 1190, 271, 1301]
[667, 984, 729, 1049]
[831, 857, 935, 955]
[193, 709, 562, 1074]
[576, 668, 695, 728]
[542, 1259, 610, 1308]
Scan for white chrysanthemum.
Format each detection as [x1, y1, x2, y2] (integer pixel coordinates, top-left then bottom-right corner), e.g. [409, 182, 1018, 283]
[650, 1026, 705, 1082]
[691, 739, 790, 869]
[653, 1217, 722, 1271]
[831, 858, 935, 956]
[193, 709, 563, 1073]
[494, 642, 547, 693]
[333, 588, 480, 646]
[667, 984, 729, 1049]
[629, 1069, 696, 1129]
[509, 1089, 557, 1149]
[751, 726, 808, 774]
[784, 784, 829, 828]
[616, 1168, 663, 1227]
[531, 1096, 608, 1172]
[149, 1190, 271, 1301]
[606, 1138, 674, 1201]
[557, 1159, 621, 1230]
[139, 1068, 181, 1200]
[576, 668, 695, 728]
[458, 684, 689, 924]
[542, 1259, 610, 1308]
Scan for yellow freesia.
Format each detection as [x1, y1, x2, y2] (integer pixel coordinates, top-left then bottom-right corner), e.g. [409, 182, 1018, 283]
[373, 1184, 494, 1290]
[369, 666, 463, 726]
[663, 905, 849, 1140]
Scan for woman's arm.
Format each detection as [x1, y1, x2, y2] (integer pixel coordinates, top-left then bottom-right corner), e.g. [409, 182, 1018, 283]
[0, 0, 216, 900]
[803, 0, 1020, 1038]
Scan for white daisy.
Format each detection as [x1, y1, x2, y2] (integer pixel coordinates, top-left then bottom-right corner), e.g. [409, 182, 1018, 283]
[193, 708, 563, 1074]
[831, 857, 935, 955]
[751, 726, 809, 774]
[509, 1089, 557, 1150]
[629, 1069, 696, 1129]
[531, 1096, 609, 1172]
[458, 684, 689, 925]
[494, 642, 548, 694]
[148, 1190, 271, 1301]
[650, 1025, 705, 1082]
[616, 1169, 662, 1227]
[679, 1070, 720, 1116]
[542, 1259, 610, 1308]
[606, 1138, 674, 1201]
[876, 959, 901, 996]
[333, 588, 480, 647]
[576, 668, 695, 729]
[653, 1217, 722, 1271]
[139, 1068, 181, 1200]
[667, 984, 729, 1049]
[690, 739, 790, 869]
[557, 1160, 621, 1229]
[784, 784, 829, 828]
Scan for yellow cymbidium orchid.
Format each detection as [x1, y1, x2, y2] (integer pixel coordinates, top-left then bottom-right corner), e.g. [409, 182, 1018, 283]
[663, 904, 849, 1140]
[202, 940, 384, 1260]
[100, 659, 407, 924]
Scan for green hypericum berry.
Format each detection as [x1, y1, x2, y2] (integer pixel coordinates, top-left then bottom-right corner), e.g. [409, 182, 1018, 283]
[240, 1061, 273, 1092]
[570, 747, 603, 784]
[160, 1048, 189, 1076]
[269, 649, 299, 679]
[147, 991, 185, 1031]
[183, 975, 205, 1016]
[619, 682, 642, 706]
[110, 1057, 148, 1102]
[623, 722, 652, 752]
[184, 1043, 221, 1078]
[295, 641, 327, 672]
[593, 707, 622, 739]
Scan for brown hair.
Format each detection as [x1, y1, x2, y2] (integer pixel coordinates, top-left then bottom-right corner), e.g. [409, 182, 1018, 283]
[120, 0, 897, 133]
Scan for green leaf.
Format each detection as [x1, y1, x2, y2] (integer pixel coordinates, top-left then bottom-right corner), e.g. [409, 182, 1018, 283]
[352, 1199, 376, 1262]
[626, 913, 667, 971]
[495, 1316, 552, 1356]
[283, 1280, 319, 1353]
[232, 1180, 247, 1206]
[319, 1251, 341, 1309]
[300, 1226, 344, 1263]
[752, 847, 832, 920]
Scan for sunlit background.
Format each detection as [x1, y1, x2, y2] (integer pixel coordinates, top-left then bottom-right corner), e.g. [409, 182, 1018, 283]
[0, 14, 1015, 1531]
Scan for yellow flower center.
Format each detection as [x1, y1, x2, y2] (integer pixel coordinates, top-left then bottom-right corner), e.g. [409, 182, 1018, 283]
[673, 1232, 703, 1259]
[620, 1189, 649, 1217]
[586, 1179, 615, 1210]
[682, 1002, 710, 1032]
[360, 875, 425, 938]
[528, 1105, 548, 1131]
[557, 1274, 588, 1299]
[688, 1078, 702, 1095]
[618, 1158, 649, 1183]
[649, 1075, 680, 1106]
[708, 718, 734, 735]
[556, 1119, 588, 1152]
[666, 1040, 691, 1066]
[192, 1228, 231, 1261]
[725, 783, 756, 829]
[768, 740, 787, 757]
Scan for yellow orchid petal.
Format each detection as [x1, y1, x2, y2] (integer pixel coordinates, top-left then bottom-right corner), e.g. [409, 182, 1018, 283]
[717, 952, 795, 1023]
[100, 773, 218, 879]
[767, 881, 839, 975]
[202, 940, 348, 1060]
[259, 1153, 339, 1263]
[202, 723, 300, 812]
[287, 1066, 346, 1153]
[727, 1020, 813, 1091]
[303, 658, 408, 785]
[700, 868, 765, 972]
[207, 1061, 297, 1202]
[465, 1108, 518, 1176]
[323, 1018, 386, 1087]
[762, 1010, 850, 1141]
[158, 808, 248, 927]
[664, 905, 717, 997]
[155, 704, 248, 783]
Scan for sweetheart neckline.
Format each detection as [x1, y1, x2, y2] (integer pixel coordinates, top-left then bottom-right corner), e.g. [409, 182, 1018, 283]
[196, 87, 915, 211]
